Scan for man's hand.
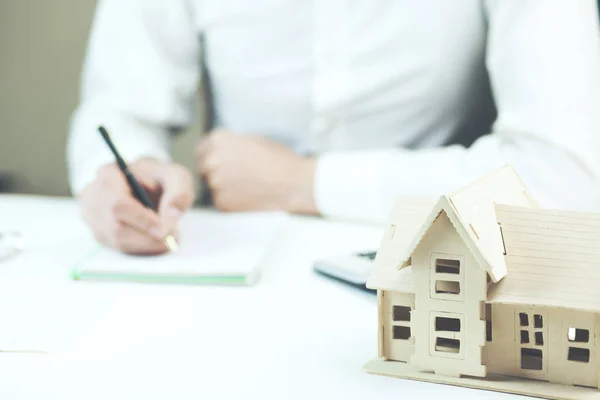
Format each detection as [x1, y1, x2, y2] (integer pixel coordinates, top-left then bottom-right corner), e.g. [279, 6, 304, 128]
[196, 130, 318, 214]
[79, 158, 195, 254]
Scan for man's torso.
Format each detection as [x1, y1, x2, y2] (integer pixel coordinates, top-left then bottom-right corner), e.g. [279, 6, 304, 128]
[192, 0, 496, 154]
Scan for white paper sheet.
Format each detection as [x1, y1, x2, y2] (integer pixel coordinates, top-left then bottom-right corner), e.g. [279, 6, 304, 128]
[74, 210, 289, 282]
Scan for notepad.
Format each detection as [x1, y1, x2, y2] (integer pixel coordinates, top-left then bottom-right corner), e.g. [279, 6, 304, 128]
[72, 210, 289, 286]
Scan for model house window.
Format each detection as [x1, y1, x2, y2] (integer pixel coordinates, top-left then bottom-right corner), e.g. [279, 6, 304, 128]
[393, 306, 410, 322]
[567, 327, 591, 363]
[435, 316, 461, 332]
[436, 338, 460, 353]
[521, 348, 543, 370]
[568, 347, 590, 363]
[430, 254, 465, 301]
[393, 326, 410, 340]
[568, 328, 589, 343]
[430, 312, 465, 359]
[435, 280, 460, 295]
[435, 259, 460, 274]
[392, 305, 411, 340]
[485, 304, 492, 342]
[517, 311, 546, 371]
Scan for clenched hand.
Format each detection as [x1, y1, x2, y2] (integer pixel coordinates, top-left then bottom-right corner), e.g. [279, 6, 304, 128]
[196, 130, 317, 214]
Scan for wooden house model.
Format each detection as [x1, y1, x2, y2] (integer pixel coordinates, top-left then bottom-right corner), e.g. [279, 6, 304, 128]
[364, 166, 600, 399]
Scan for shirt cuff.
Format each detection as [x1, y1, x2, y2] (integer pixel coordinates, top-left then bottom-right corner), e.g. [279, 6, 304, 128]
[67, 113, 172, 196]
[314, 151, 392, 224]
[313, 146, 500, 224]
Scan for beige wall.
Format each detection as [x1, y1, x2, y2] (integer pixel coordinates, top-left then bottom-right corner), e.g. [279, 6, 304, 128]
[0, 0, 201, 196]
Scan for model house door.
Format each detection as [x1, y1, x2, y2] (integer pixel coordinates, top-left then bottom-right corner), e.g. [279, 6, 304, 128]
[514, 308, 548, 381]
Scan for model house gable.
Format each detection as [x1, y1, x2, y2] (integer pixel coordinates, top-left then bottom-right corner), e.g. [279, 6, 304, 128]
[410, 209, 476, 302]
[405, 202, 490, 378]
[367, 165, 538, 292]
[393, 195, 505, 284]
[410, 208, 493, 310]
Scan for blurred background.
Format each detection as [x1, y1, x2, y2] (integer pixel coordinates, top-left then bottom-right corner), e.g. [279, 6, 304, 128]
[0, 1, 598, 197]
[0, 0, 202, 196]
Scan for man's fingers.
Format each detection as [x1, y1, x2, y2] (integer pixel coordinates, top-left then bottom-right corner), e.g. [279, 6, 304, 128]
[157, 164, 195, 233]
[92, 220, 166, 255]
[111, 196, 164, 239]
[112, 223, 168, 255]
[135, 172, 159, 192]
[159, 164, 195, 210]
[158, 204, 184, 239]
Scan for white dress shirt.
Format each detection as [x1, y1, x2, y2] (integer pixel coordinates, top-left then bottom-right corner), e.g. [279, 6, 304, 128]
[67, 0, 600, 223]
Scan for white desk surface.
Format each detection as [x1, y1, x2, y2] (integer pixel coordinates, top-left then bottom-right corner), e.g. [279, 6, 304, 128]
[0, 194, 522, 399]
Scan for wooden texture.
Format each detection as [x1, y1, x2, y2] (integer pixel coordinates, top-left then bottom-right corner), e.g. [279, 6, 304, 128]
[381, 291, 415, 362]
[484, 303, 516, 376]
[366, 165, 600, 396]
[513, 306, 549, 381]
[596, 315, 599, 389]
[367, 196, 435, 292]
[550, 309, 597, 388]
[490, 204, 600, 312]
[377, 290, 384, 359]
[364, 359, 600, 400]
[368, 165, 536, 290]
[410, 211, 487, 378]
[446, 164, 538, 282]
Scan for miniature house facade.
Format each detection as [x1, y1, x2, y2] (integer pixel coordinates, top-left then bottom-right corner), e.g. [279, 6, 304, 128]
[367, 166, 600, 390]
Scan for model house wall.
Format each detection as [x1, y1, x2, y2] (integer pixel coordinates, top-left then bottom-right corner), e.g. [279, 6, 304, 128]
[484, 305, 599, 388]
[484, 203, 600, 389]
[381, 291, 415, 362]
[409, 211, 487, 378]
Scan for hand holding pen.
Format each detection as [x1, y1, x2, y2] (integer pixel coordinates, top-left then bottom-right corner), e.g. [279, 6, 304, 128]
[77, 126, 195, 255]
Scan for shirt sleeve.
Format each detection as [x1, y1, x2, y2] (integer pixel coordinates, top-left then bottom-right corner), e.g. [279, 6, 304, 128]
[314, 0, 600, 224]
[66, 0, 201, 195]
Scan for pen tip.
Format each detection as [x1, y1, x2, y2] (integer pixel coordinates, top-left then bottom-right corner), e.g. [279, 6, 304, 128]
[164, 235, 179, 253]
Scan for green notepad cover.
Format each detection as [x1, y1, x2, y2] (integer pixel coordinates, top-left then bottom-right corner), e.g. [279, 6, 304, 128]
[71, 270, 249, 285]
[71, 246, 255, 285]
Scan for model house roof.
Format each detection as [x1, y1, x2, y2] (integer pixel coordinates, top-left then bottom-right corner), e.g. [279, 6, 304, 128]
[367, 165, 538, 291]
[365, 196, 436, 293]
[488, 204, 600, 313]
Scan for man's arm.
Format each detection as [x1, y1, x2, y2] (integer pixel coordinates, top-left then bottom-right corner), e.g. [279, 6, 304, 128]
[67, 0, 201, 195]
[314, 0, 600, 223]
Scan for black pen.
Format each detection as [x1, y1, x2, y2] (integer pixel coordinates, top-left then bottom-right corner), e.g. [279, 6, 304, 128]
[97, 126, 178, 252]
